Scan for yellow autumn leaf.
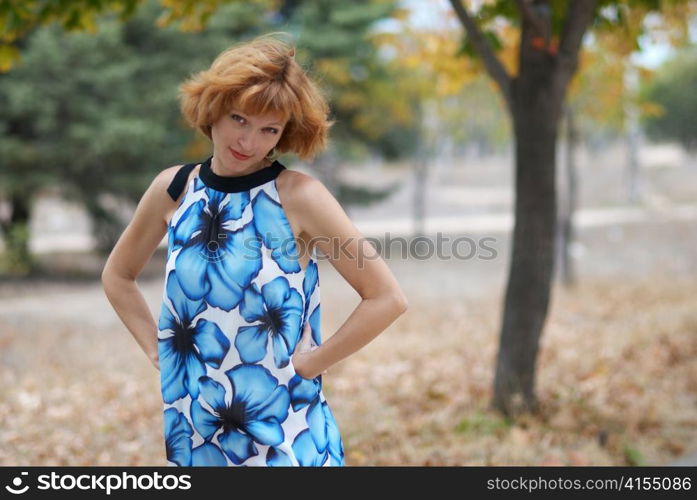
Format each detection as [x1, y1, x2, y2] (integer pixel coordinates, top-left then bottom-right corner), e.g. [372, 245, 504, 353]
[0, 44, 20, 72]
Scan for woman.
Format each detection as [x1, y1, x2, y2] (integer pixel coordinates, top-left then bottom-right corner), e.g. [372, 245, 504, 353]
[101, 33, 408, 467]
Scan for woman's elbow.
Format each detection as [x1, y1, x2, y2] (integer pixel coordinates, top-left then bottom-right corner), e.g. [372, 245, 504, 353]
[389, 290, 409, 316]
[101, 267, 117, 295]
[101, 266, 111, 285]
[101, 265, 132, 293]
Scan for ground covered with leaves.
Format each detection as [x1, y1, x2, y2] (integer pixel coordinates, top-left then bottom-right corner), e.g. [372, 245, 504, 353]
[0, 268, 694, 466]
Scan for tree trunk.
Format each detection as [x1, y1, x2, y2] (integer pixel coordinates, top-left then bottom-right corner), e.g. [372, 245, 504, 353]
[412, 138, 427, 238]
[447, 0, 597, 419]
[492, 69, 563, 417]
[83, 195, 125, 257]
[557, 103, 578, 287]
[624, 63, 641, 203]
[0, 190, 34, 275]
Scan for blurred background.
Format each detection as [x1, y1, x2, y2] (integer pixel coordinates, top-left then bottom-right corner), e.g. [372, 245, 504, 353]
[0, 0, 696, 466]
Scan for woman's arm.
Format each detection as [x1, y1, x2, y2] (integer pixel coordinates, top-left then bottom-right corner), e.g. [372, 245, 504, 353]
[285, 173, 409, 379]
[101, 167, 180, 371]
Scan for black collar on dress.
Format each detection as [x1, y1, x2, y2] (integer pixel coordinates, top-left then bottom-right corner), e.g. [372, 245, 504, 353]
[199, 155, 285, 193]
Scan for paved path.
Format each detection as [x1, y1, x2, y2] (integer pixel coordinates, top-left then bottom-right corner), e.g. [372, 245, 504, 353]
[25, 202, 697, 254]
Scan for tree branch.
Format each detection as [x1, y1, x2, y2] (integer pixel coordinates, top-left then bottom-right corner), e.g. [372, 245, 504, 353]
[448, 0, 512, 111]
[557, 0, 598, 86]
[514, 0, 546, 36]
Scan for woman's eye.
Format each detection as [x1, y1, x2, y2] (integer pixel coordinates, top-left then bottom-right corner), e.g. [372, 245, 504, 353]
[231, 114, 277, 133]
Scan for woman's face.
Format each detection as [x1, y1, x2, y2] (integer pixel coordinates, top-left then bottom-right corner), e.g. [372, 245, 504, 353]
[210, 107, 287, 174]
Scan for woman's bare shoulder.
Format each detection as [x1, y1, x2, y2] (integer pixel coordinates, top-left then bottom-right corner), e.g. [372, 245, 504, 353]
[153, 164, 184, 192]
[153, 163, 205, 226]
[275, 167, 351, 241]
[129, 163, 196, 229]
[275, 168, 328, 204]
[153, 162, 203, 201]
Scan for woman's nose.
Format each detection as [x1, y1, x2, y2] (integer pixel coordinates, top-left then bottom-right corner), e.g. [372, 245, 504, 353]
[237, 132, 255, 153]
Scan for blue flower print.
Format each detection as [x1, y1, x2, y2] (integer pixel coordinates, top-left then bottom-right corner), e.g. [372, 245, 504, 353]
[193, 176, 207, 192]
[171, 192, 262, 311]
[164, 408, 193, 466]
[158, 271, 231, 404]
[252, 190, 301, 274]
[322, 401, 345, 465]
[166, 176, 206, 253]
[289, 379, 345, 466]
[236, 277, 303, 368]
[191, 365, 291, 465]
[166, 225, 175, 261]
[288, 375, 321, 412]
[307, 304, 321, 350]
[302, 259, 318, 322]
[266, 446, 293, 466]
[192, 442, 228, 466]
[292, 429, 328, 466]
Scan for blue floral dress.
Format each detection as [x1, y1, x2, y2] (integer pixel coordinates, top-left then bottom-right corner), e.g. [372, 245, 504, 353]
[157, 156, 345, 466]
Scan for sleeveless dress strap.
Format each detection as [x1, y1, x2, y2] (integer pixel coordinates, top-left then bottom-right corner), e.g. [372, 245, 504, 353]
[166, 162, 198, 202]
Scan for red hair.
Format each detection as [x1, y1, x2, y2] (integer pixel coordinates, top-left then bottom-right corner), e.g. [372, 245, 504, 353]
[178, 32, 334, 161]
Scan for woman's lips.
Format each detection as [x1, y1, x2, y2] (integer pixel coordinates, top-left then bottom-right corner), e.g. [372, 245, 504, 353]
[229, 147, 251, 160]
